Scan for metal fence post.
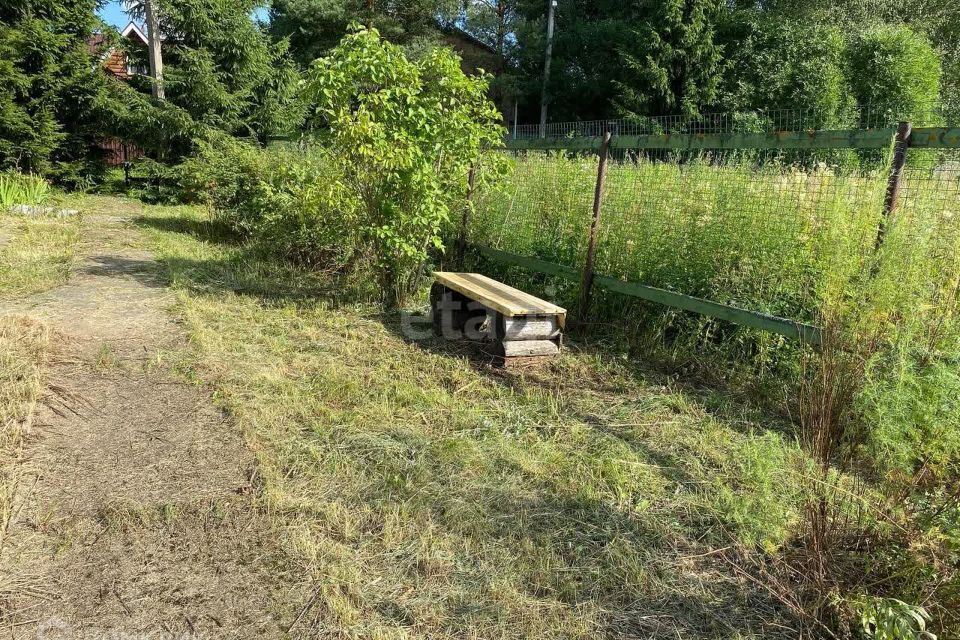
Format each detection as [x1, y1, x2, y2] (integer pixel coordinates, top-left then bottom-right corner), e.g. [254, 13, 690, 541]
[578, 131, 612, 320]
[457, 166, 476, 268]
[875, 121, 912, 251]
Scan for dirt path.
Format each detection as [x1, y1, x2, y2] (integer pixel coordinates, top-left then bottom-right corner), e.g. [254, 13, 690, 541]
[0, 202, 306, 638]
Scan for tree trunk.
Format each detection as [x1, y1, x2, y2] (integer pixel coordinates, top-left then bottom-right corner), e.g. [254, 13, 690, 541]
[144, 0, 165, 101]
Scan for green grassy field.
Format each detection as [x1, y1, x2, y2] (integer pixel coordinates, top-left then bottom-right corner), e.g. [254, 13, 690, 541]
[137, 203, 814, 638]
[0, 193, 952, 635]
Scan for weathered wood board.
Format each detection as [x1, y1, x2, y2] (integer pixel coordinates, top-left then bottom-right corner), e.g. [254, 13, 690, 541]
[431, 274, 566, 366]
[494, 315, 561, 341]
[489, 340, 560, 358]
[433, 272, 567, 328]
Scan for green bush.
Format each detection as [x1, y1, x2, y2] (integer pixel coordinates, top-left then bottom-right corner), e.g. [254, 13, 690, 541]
[848, 25, 942, 125]
[718, 16, 856, 129]
[178, 138, 360, 270]
[178, 27, 507, 307]
[849, 596, 936, 640]
[303, 26, 504, 307]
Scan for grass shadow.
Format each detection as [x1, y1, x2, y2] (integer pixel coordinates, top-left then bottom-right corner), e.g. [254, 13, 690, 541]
[134, 214, 242, 246]
[358, 314, 802, 637]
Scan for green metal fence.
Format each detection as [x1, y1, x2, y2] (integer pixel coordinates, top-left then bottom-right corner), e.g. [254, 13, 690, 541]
[466, 123, 960, 345]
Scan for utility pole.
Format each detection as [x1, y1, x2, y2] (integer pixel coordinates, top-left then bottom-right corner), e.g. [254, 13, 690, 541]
[539, 0, 556, 138]
[144, 0, 164, 100]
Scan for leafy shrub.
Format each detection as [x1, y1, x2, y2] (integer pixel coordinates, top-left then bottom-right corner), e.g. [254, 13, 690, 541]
[303, 26, 504, 306]
[848, 25, 942, 125]
[178, 137, 360, 270]
[718, 16, 856, 129]
[850, 597, 936, 640]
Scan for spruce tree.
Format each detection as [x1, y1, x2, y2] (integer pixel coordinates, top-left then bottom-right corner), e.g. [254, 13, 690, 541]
[126, 0, 304, 142]
[614, 0, 726, 119]
[0, 0, 107, 175]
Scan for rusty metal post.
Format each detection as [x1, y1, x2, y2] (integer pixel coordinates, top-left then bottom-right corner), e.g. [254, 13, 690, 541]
[875, 121, 912, 252]
[457, 166, 476, 267]
[578, 131, 612, 320]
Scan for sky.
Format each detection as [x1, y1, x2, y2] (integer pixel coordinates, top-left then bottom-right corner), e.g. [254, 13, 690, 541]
[97, 0, 130, 28]
[96, 1, 270, 29]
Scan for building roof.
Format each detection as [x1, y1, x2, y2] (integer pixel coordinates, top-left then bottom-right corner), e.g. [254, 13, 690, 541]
[120, 22, 149, 45]
[440, 24, 498, 57]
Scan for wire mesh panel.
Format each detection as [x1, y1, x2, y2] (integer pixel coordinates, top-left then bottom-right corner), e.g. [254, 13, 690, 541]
[471, 151, 596, 270]
[884, 149, 960, 345]
[472, 109, 960, 341]
[510, 107, 952, 141]
[596, 148, 891, 322]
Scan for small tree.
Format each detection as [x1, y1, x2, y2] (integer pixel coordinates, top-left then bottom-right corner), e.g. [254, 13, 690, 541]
[305, 27, 504, 307]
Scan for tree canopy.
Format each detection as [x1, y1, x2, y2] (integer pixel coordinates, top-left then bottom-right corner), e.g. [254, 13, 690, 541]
[127, 0, 304, 142]
[0, 0, 107, 176]
[303, 26, 504, 306]
[269, 0, 461, 67]
[2, 0, 956, 184]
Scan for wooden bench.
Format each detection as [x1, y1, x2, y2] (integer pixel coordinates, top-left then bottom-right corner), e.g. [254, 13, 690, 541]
[431, 272, 566, 364]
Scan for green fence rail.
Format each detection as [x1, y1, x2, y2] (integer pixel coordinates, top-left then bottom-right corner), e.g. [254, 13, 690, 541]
[477, 246, 823, 344]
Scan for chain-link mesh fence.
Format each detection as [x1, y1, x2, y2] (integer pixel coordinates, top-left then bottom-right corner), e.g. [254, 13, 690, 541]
[472, 151, 597, 269]
[883, 148, 960, 341]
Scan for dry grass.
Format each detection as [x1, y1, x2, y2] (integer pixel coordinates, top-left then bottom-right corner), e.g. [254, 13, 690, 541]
[137, 203, 814, 638]
[0, 316, 48, 559]
[0, 213, 81, 299]
[0, 210, 66, 609]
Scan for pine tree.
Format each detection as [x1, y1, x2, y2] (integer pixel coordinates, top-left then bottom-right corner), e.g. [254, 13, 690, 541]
[126, 0, 304, 142]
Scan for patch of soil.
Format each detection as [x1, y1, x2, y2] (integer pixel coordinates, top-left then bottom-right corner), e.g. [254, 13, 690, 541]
[0, 203, 309, 637]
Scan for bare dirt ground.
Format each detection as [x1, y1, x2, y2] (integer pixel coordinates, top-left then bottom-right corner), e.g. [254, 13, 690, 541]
[0, 201, 307, 638]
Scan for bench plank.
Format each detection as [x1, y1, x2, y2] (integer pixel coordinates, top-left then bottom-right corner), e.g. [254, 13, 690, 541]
[433, 272, 566, 325]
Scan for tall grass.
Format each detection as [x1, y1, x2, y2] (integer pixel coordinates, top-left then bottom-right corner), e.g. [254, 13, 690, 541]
[0, 216, 81, 299]
[472, 151, 897, 321]
[0, 172, 51, 209]
[471, 148, 960, 632]
[470, 149, 959, 377]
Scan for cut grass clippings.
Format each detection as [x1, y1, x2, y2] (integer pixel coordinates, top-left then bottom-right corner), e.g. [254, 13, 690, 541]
[138, 202, 811, 638]
[0, 316, 48, 554]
